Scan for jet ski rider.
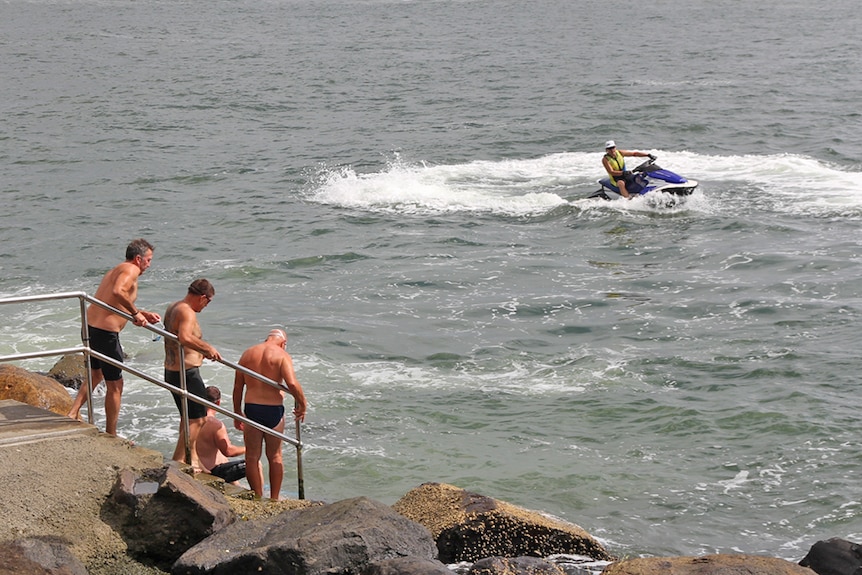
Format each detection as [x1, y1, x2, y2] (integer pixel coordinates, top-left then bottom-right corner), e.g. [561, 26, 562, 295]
[602, 140, 653, 199]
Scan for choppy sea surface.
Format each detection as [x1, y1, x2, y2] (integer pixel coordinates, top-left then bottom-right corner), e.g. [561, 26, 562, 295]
[2, 0, 862, 563]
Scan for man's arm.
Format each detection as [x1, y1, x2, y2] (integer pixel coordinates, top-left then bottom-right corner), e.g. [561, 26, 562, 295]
[111, 267, 146, 324]
[280, 354, 307, 422]
[621, 150, 650, 158]
[215, 423, 245, 457]
[175, 306, 221, 361]
[113, 268, 161, 325]
[141, 310, 161, 324]
[232, 369, 245, 431]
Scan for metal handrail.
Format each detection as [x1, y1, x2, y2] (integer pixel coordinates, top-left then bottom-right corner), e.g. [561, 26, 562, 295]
[0, 291, 305, 499]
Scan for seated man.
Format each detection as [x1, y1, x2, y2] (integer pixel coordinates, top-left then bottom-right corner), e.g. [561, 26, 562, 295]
[196, 386, 246, 483]
[601, 140, 652, 199]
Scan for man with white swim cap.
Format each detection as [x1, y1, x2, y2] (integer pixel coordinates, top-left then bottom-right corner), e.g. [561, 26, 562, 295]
[233, 328, 307, 500]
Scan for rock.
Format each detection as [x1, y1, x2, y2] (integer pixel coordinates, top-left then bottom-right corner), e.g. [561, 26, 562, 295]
[602, 554, 816, 574]
[0, 364, 72, 415]
[103, 464, 235, 570]
[0, 412, 168, 575]
[363, 556, 456, 575]
[392, 483, 612, 564]
[0, 536, 88, 575]
[0, 545, 51, 575]
[468, 556, 565, 575]
[172, 495, 437, 575]
[799, 537, 862, 575]
[47, 354, 88, 390]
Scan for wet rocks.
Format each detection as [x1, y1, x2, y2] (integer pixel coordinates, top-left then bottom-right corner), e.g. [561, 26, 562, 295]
[173, 496, 437, 575]
[392, 482, 613, 564]
[467, 556, 565, 575]
[363, 556, 456, 575]
[47, 354, 88, 390]
[798, 537, 862, 575]
[602, 554, 816, 574]
[0, 536, 88, 575]
[104, 464, 235, 570]
[0, 364, 72, 415]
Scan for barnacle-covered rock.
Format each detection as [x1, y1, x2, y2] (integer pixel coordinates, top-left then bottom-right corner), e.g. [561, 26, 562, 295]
[392, 482, 612, 564]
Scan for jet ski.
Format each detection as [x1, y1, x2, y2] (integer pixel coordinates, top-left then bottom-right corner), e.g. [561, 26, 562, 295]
[588, 156, 697, 200]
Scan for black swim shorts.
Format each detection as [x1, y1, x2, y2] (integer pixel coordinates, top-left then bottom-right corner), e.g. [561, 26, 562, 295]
[209, 460, 246, 483]
[165, 367, 208, 420]
[87, 326, 124, 381]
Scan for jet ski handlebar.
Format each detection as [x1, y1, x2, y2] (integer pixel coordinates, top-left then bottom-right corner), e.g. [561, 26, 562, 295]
[633, 155, 659, 173]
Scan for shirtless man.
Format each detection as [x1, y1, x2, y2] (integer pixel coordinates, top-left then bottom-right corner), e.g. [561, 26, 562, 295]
[163, 278, 221, 470]
[196, 386, 246, 484]
[233, 329, 307, 500]
[67, 239, 161, 436]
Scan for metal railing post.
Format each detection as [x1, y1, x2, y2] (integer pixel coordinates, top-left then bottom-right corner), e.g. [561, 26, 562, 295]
[295, 419, 304, 499]
[178, 351, 191, 465]
[78, 296, 95, 425]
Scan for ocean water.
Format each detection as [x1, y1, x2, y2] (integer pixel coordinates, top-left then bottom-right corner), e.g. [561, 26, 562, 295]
[2, 0, 862, 563]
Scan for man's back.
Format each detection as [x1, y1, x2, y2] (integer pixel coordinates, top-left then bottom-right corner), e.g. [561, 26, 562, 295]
[238, 342, 288, 405]
[196, 415, 229, 472]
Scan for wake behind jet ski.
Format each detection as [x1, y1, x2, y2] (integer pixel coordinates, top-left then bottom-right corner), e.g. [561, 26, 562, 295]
[589, 156, 698, 201]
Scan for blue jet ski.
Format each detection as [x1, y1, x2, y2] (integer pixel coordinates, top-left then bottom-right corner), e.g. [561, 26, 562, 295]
[588, 156, 698, 200]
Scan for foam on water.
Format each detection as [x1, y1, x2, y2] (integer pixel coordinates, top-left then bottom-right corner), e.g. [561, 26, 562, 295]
[309, 154, 571, 216]
[4, 0, 862, 561]
[308, 151, 862, 219]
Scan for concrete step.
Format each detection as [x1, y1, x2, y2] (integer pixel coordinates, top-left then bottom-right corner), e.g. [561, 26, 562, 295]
[0, 399, 96, 447]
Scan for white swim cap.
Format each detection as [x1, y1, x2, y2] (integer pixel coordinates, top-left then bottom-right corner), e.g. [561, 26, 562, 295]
[267, 329, 286, 341]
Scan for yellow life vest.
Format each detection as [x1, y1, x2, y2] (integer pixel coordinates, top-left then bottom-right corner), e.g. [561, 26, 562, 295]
[605, 150, 625, 180]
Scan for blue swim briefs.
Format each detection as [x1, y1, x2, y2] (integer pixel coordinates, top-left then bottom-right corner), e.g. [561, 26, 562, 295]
[244, 403, 285, 429]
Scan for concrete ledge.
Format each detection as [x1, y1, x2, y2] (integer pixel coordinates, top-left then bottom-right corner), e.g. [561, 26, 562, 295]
[0, 399, 97, 447]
